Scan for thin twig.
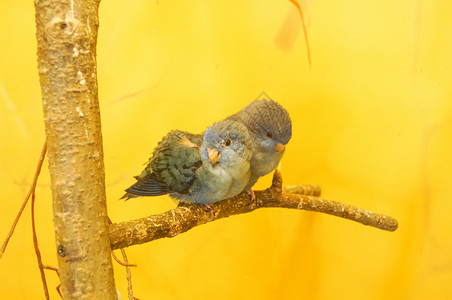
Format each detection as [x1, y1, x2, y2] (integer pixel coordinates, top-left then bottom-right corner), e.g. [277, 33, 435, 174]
[43, 264, 59, 272]
[288, 0, 312, 66]
[43, 264, 62, 297]
[111, 250, 137, 267]
[120, 248, 135, 300]
[0, 141, 47, 260]
[32, 171, 50, 299]
[280, 192, 399, 231]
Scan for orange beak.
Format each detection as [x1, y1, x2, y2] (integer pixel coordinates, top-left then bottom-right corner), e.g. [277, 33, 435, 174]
[275, 143, 285, 152]
[207, 148, 220, 166]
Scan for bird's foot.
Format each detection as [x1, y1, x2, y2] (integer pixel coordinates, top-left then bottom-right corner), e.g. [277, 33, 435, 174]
[203, 203, 215, 216]
[247, 189, 256, 201]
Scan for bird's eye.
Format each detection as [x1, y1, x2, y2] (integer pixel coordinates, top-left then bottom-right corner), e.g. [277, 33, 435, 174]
[224, 139, 232, 146]
[266, 132, 273, 139]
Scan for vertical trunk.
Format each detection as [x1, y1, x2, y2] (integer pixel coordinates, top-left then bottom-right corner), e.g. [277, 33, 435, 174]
[35, 0, 116, 298]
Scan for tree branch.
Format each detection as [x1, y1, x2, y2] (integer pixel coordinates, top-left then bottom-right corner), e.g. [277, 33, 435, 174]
[109, 170, 398, 250]
[0, 142, 47, 260]
[35, 0, 116, 298]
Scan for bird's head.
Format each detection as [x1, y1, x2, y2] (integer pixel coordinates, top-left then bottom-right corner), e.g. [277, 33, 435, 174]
[230, 99, 292, 154]
[201, 120, 252, 167]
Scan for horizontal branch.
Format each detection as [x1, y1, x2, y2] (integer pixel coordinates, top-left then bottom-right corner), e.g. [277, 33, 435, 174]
[109, 170, 398, 250]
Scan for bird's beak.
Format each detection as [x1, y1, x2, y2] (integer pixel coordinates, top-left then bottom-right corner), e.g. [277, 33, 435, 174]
[275, 143, 285, 152]
[207, 148, 220, 166]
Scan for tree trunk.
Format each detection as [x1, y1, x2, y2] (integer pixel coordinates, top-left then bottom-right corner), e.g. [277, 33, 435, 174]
[35, 0, 116, 298]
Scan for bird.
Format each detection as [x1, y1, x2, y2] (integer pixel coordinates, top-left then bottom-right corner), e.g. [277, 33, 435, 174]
[226, 98, 292, 193]
[121, 120, 253, 204]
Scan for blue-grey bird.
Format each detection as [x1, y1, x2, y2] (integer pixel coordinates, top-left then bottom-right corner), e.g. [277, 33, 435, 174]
[122, 120, 253, 204]
[227, 99, 292, 192]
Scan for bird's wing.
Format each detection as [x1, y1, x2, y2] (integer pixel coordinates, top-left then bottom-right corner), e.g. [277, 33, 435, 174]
[123, 130, 204, 198]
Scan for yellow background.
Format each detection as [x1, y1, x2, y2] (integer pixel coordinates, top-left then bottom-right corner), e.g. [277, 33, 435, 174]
[1, 0, 452, 299]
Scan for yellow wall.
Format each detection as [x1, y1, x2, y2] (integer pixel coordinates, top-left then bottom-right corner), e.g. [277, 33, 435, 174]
[1, 0, 452, 299]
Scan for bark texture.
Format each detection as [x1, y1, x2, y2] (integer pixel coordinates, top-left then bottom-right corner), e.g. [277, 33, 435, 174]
[109, 171, 398, 250]
[35, 0, 116, 298]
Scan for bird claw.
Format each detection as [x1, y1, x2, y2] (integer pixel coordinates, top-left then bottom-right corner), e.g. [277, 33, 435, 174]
[203, 203, 215, 216]
[247, 189, 256, 201]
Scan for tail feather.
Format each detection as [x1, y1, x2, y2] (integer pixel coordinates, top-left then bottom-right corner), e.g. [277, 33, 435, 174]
[121, 173, 170, 200]
[120, 192, 141, 200]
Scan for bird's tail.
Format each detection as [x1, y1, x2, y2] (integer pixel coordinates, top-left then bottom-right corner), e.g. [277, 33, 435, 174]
[120, 174, 170, 200]
[120, 192, 141, 200]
